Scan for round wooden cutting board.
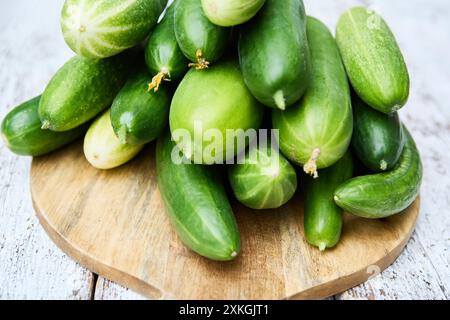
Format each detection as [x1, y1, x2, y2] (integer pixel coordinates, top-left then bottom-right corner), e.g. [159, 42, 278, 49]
[30, 141, 420, 300]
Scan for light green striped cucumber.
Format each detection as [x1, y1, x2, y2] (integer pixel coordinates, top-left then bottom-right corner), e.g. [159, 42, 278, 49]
[272, 17, 353, 178]
[201, 0, 266, 27]
[228, 143, 297, 210]
[336, 7, 410, 114]
[61, 0, 168, 59]
[334, 126, 422, 219]
[39, 54, 129, 132]
[84, 110, 144, 170]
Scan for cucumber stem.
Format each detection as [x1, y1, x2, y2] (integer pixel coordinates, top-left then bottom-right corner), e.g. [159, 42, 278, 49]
[318, 242, 327, 252]
[41, 120, 50, 130]
[273, 90, 286, 111]
[117, 126, 128, 145]
[188, 49, 210, 70]
[148, 68, 170, 92]
[380, 160, 388, 171]
[304, 148, 321, 179]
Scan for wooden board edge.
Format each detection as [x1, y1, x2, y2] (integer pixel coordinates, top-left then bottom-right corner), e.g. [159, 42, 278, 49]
[30, 154, 420, 300]
[289, 198, 421, 300]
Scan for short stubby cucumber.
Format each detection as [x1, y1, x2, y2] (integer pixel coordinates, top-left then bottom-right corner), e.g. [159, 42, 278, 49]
[304, 151, 353, 251]
[84, 110, 144, 170]
[39, 54, 129, 132]
[61, 0, 168, 59]
[145, 1, 189, 92]
[156, 131, 241, 261]
[110, 69, 171, 145]
[1, 96, 88, 157]
[169, 60, 264, 164]
[352, 94, 405, 172]
[336, 7, 410, 114]
[228, 143, 297, 210]
[334, 126, 422, 219]
[174, 0, 231, 69]
[272, 17, 353, 178]
[201, 0, 266, 27]
[238, 0, 310, 110]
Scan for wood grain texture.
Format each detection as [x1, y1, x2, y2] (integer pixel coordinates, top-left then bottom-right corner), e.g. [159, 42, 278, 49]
[0, 0, 449, 300]
[30, 141, 420, 300]
[0, 0, 94, 299]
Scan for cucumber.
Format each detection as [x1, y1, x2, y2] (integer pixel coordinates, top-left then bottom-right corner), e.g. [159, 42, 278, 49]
[228, 143, 297, 210]
[201, 0, 266, 27]
[61, 0, 167, 59]
[336, 7, 410, 114]
[1, 96, 88, 157]
[304, 152, 353, 251]
[352, 94, 405, 172]
[334, 126, 422, 219]
[39, 54, 129, 132]
[174, 0, 231, 69]
[157, 131, 240, 261]
[169, 60, 264, 164]
[110, 69, 171, 145]
[238, 0, 310, 110]
[84, 110, 144, 170]
[145, 1, 189, 92]
[272, 17, 353, 178]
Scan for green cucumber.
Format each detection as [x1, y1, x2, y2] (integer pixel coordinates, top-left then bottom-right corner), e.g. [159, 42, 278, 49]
[174, 0, 231, 69]
[352, 94, 405, 172]
[169, 60, 264, 164]
[272, 17, 353, 178]
[238, 0, 310, 110]
[1, 96, 88, 156]
[145, 1, 189, 91]
[39, 54, 129, 132]
[336, 7, 410, 114]
[156, 131, 240, 261]
[228, 143, 297, 210]
[201, 0, 266, 27]
[84, 110, 144, 170]
[334, 126, 422, 219]
[304, 151, 353, 251]
[61, 0, 167, 59]
[110, 69, 171, 145]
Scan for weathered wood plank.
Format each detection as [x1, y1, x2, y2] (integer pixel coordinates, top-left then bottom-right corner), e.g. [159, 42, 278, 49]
[305, 0, 450, 300]
[0, 0, 94, 300]
[94, 278, 146, 300]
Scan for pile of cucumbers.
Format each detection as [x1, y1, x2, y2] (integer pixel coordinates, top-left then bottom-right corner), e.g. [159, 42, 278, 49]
[1, 0, 422, 261]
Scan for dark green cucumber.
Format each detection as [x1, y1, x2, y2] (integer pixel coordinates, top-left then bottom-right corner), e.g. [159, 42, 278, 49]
[174, 0, 231, 69]
[352, 94, 405, 172]
[336, 7, 410, 114]
[145, 1, 189, 91]
[156, 131, 241, 261]
[1, 96, 88, 156]
[334, 126, 422, 219]
[228, 143, 297, 210]
[304, 152, 353, 251]
[39, 54, 130, 132]
[110, 69, 171, 145]
[238, 0, 310, 110]
[272, 17, 353, 178]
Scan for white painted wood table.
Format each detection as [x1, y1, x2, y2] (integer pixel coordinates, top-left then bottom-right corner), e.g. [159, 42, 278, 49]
[0, 0, 449, 300]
